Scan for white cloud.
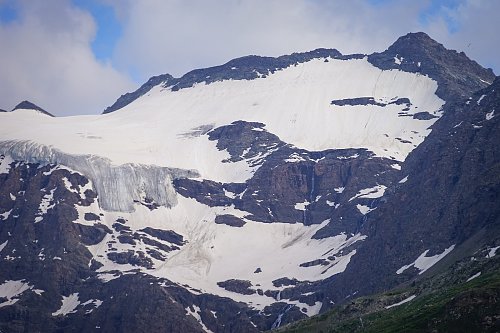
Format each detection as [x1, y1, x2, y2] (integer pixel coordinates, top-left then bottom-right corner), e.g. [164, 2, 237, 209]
[111, 0, 429, 79]
[109, 0, 497, 81]
[0, 0, 134, 116]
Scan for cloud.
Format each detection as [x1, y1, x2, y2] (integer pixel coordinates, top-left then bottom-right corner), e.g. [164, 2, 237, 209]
[0, 0, 134, 116]
[111, 0, 429, 79]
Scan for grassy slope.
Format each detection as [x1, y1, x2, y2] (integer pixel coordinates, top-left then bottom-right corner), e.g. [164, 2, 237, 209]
[276, 252, 500, 333]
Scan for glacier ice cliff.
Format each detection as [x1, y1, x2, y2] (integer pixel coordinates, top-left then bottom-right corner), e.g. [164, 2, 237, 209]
[0, 140, 199, 212]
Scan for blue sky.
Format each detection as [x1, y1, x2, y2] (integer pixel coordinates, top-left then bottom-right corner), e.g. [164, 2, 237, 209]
[71, 0, 462, 63]
[73, 0, 121, 62]
[0, 0, 498, 116]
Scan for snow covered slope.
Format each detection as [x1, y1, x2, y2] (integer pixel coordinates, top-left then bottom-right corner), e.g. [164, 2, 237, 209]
[0, 57, 443, 211]
[0, 54, 446, 316]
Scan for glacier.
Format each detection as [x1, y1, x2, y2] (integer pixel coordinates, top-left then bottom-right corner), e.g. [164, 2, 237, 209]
[0, 140, 198, 212]
[0, 57, 445, 214]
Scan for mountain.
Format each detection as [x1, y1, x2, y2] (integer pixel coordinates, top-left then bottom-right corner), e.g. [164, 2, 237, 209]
[0, 32, 498, 332]
[11, 100, 55, 117]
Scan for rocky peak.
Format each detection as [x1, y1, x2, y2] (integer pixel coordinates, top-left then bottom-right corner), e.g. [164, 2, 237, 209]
[103, 74, 175, 114]
[368, 32, 495, 101]
[387, 31, 442, 52]
[12, 100, 54, 117]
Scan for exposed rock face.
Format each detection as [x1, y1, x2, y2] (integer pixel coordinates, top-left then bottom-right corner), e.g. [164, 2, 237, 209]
[317, 76, 500, 308]
[331, 97, 411, 109]
[217, 279, 256, 295]
[103, 74, 175, 114]
[0, 158, 287, 332]
[175, 120, 399, 237]
[214, 214, 246, 227]
[368, 32, 495, 101]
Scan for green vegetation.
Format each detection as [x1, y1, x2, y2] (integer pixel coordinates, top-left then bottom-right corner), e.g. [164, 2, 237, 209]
[276, 255, 500, 333]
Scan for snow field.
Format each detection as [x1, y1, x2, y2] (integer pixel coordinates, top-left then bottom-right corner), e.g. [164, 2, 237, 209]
[0, 57, 443, 186]
[84, 197, 366, 311]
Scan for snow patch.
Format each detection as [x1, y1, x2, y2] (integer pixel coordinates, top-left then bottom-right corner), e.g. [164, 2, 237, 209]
[0, 209, 12, 220]
[186, 304, 214, 333]
[466, 272, 481, 282]
[294, 201, 310, 211]
[223, 189, 236, 199]
[36, 188, 56, 220]
[285, 153, 307, 163]
[480, 78, 492, 85]
[391, 163, 401, 170]
[0, 240, 7, 252]
[33, 289, 45, 296]
[52, 293, 80, 316]
[62, 177, 78, 194]
[97, 273, 121, 283]
[326, 200, 339, 209]
[82, 299, 103, 314]
[295, 300, 323, 317]
[385, 295, 416, 309]
[337, 154, 359, 160]
[0, 280, 32, 308]
[396, 245, 455, 275]
[486, 246, 500, 258]
[477, 94, 486, 105]
[334, 187, 345, 194]
[349, 185, 386, 201]
[486, 109, 495, 120]
[356, 204, 376, 215]
[399, 176, 408, 184]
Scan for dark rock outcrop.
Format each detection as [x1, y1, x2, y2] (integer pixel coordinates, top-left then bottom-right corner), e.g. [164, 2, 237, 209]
[12, 100, 54, 117]
[368, 32, 495, 101]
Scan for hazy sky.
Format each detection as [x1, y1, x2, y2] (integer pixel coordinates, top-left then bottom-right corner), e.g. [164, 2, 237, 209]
[0, 0, 498, 116]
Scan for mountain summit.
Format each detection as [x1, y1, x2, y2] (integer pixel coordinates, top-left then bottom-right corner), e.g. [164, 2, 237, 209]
[368, 32, 495, 100]
[104, 32, 494, 115]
